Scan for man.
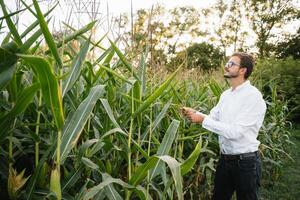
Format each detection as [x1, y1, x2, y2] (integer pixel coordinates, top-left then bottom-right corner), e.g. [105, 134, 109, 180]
[182, 52, 266, 200]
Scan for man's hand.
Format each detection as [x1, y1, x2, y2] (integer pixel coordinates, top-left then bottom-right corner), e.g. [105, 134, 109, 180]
[181, 107, 206, 124]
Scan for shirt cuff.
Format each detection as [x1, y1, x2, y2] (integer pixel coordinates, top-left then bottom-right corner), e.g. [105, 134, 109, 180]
[195, 111, 205, 116]
[195, 111, 207, 124]
[202, 115, 212, 129]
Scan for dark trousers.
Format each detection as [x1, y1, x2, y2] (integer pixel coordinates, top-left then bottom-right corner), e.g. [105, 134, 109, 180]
[212, 153, 261, 200]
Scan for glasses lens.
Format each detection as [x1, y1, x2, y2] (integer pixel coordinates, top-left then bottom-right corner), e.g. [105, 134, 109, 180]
[225, 61, 233, 68]
[225, 61, 238, 68]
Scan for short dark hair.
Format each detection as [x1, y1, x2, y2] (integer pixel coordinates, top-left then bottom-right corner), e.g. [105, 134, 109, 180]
[232, 52, 254, 79]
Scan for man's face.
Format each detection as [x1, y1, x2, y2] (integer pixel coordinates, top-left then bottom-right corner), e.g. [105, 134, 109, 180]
[224, 56, 242, 79]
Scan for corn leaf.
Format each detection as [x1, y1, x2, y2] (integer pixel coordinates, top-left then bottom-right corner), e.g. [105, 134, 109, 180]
[100, 128, 149, 159]
[98, 64, 132, 84]
[181, 136, 202, 175]
[83, 173, 148, 200]
[0, 7, 26, 21]
[83, 175, 135, 200]
[150, 119, 180, 180]
[0, 83, 40, 143]
[20, 2, 57, 38]
[90, 32, 108, 51]
[0, 0, 22, 45]
[152, 101, 172, 131]
[19, 0, 36, 17]
[102, 173, 122, 200]
[137, 50, 147, 95]
[93, 48, 113, 74]
[6, 83, 40, 116]
[62, 37, 90, 97]
[61, 21, 104, 51]
[132, 64, 182, 118]
[25, 143, 56, 200]
[209, 79, 222, 100]
[0, 44, 18, 90]
[62, 168, 82, 192]
[103, 48, 115, 66]
[108, 39, 139, 80]
[81, 157, 99, 170]
[129, 155, 183, 200]
[18, 54, 64, 129]
[100, 98, 120, 128]
[57, 21, 96, 48]
[129, 157, 159, 186]
[133, 80, 142, 125]
[60, 85, 105, 163]
[1, 32, 11, 45]
[19, 29, 42, 52]
[32, 0, 62, 67]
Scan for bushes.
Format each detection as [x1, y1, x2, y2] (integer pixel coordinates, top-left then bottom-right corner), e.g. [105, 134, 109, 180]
[257, 80, 293, 184]
[250, 58, 299, 184]
[254, 57, 300, 122]
[275, 28, 300, 59]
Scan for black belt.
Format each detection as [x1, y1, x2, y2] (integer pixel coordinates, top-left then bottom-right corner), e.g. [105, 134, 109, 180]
[221, 151, 258, 161]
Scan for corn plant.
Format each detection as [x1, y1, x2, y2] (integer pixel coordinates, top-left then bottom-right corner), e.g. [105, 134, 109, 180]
[0, 1, 293, 199]
[0, 1, 204, 199]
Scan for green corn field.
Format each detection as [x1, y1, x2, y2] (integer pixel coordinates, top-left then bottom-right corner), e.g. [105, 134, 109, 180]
[0, 0, 298, 199]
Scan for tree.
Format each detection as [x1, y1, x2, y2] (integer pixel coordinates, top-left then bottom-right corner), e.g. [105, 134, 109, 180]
[167, 7, 204, 54]
[210, 0, 249, 56]
[168, 42, 224, 71]
[113, 4, 209, 69]
[243, 0, 299, 57]
[275, 27, 300, 59]
[114, 5, 168, 68]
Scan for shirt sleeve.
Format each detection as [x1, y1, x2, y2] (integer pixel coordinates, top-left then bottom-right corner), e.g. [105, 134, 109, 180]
[204, 94, 223, 121]
[202, 93, 266, 139]
[207, 103, 221, 121]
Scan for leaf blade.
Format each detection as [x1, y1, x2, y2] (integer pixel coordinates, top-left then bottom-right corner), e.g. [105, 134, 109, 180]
[60, 85, 105, 163]
[18, 54, 64, 129]
[0, 83, 40, 143]
[132, 64, 182, 118]
[32, 0, 62, 67]
[62, 37, 90, 97]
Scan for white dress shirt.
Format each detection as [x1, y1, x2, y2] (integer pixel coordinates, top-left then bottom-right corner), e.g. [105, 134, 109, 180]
[201, 80, 266, 155]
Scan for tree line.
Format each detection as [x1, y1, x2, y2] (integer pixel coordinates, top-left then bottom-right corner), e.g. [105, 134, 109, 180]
[111, 0, 299, 71]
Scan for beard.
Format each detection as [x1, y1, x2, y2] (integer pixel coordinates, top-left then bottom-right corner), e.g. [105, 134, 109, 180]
[224, 74, 239, 78]
[224, 71, 239, 78]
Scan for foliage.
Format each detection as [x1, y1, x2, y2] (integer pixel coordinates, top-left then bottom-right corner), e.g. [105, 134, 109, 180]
[0, 1, 296, 200]
[254, 57, 300, 122]
[0, 1, 211, 199]
[261, 129, 300, 199]
[275, 27, 300, 59]
[168, 42, 224, 71]
[243, 0, 299, 57]
[251, 58, 299, 183]
[212, 0, 249, 55]
[117, 5, 206, 67]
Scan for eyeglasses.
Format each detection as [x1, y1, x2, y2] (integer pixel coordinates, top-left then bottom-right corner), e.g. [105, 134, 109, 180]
[225, 61, 240, 69]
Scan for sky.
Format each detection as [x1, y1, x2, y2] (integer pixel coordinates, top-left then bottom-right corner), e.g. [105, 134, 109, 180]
[2, 0, 216, 29]
[106, 0, 215, 14]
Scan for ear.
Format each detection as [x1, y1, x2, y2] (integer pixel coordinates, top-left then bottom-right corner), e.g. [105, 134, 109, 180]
[240, 67, 247, 75]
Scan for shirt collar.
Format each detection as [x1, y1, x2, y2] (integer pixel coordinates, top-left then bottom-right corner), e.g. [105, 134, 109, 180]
[230, 80, 250, 92]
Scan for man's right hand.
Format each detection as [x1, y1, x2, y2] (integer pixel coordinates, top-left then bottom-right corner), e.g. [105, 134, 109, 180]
[181, 107, 196, 116]
[181, 107, 206, 124]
